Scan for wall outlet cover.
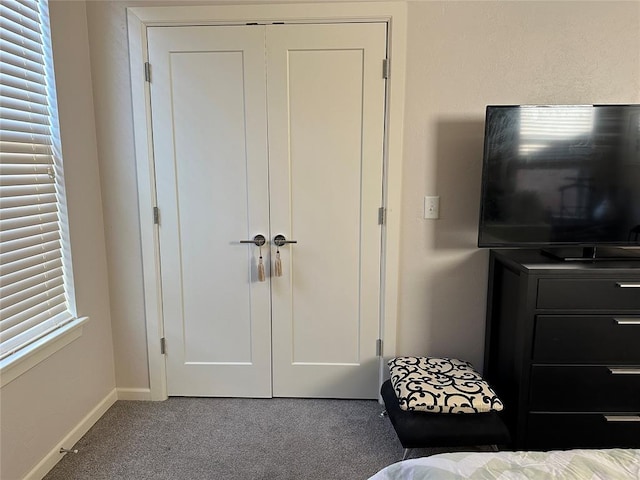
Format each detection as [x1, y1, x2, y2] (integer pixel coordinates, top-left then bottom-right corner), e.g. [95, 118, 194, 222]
[424, 196, 440, 219]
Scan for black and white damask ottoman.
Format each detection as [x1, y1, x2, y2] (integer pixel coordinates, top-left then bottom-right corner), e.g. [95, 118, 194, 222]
[381, 357, 510, 459]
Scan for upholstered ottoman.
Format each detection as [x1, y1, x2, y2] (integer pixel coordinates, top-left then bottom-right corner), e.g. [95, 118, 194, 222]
[381, 357, 510, 459]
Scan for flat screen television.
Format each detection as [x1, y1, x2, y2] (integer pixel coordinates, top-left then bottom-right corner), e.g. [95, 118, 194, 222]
[477, 104, 640, 260]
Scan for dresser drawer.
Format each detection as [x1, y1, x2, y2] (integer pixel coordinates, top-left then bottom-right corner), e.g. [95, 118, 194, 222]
[533, 316, 640, 362]
[526, 413, 640, 449]
[530, 365, 640, 412]
[537, 279, 640, 310]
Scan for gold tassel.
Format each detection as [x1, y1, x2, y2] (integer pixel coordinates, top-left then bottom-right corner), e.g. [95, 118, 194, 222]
[274, 249, 282, 277]
[257, 254, 265, 282]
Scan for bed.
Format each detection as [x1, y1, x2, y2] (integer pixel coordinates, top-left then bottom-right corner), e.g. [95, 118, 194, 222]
[368, 449, 640, 479]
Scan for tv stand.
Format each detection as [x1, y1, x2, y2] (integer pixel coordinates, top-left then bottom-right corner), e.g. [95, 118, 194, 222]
[484, 249, 640, 450]
[541, 246, 640, 262]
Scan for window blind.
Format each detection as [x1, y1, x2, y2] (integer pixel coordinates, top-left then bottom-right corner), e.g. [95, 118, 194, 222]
[0, 0, 74, 361]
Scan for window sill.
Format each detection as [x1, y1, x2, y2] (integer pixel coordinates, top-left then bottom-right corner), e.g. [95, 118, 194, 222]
[0, 316, 89, 388]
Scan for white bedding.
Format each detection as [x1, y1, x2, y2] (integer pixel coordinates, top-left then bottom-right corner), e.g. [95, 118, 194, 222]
[368, 449, 640, 480]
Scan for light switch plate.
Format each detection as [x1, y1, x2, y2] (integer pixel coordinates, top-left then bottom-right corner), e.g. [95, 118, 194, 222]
[424, 196, 440, 219]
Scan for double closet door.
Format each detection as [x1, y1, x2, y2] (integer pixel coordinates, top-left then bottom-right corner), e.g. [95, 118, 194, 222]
[147, 23, 387, 399]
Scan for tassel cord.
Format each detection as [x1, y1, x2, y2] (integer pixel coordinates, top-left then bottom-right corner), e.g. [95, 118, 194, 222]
[274, 249, 283, 277]
[257, 246, 266, 282]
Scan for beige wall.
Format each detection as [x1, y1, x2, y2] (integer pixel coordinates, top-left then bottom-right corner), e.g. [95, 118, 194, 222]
[85, 0, 640, 390]
[0, 2, 115, 479]
[84, 0, 150, 390]
[399, 0, 640, 368]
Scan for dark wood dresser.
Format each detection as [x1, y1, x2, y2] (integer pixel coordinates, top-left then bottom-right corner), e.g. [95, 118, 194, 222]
[483, 249, 640, 450]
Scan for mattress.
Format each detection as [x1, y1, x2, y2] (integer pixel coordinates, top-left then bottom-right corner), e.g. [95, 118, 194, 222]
[368, 449, 640, 480]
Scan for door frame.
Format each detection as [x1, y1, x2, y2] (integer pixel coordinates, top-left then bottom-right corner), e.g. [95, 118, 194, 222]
[127, 2, 407, 401]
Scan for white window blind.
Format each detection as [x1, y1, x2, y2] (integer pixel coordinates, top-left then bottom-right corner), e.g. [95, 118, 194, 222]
[0, 0, 75, 361]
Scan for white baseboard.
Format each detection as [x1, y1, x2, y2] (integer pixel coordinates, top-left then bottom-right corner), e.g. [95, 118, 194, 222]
[24, 389, 118, 480]
[117, 387, 152, 401]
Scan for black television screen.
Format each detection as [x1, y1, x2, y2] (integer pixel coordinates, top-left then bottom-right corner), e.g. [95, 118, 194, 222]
[478, 104, 640, 250]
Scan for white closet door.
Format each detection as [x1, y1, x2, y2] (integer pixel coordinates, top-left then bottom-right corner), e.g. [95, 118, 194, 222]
[266, 23, 387, 399]
[148, 26, 272, 397]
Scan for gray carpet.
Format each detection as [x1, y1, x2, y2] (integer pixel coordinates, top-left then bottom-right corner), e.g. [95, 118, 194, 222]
[43, 397, 409, 480]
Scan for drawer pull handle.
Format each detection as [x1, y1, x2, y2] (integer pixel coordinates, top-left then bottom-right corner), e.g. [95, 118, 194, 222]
[604, 415, 640, 422]
[614, 318, 640, 325]
[608, 367, 640, 375]
[616, 282, 640, 288]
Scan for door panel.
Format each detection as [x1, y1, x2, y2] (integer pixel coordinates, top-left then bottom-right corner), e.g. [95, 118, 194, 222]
[148, 23, 387, 399]
[266, 23, 387, 398]
[148, 26, 272, 397]
[288, 48, 363, 365]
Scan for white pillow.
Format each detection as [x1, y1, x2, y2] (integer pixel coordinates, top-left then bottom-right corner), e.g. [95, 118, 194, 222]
[388, 356, 504, 414]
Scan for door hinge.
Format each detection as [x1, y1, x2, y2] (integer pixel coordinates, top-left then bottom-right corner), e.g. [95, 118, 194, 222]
[382, 59, 389, 79]
[153, 206, 160, 225]
[144, 62, 151, 83]
[376, 339, 383, 357]
[160, 337, 166, 354]
[378, 207, 386, 225]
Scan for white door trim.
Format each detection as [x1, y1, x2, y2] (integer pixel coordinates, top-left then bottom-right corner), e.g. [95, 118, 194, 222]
[127, 2, 406, 401]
